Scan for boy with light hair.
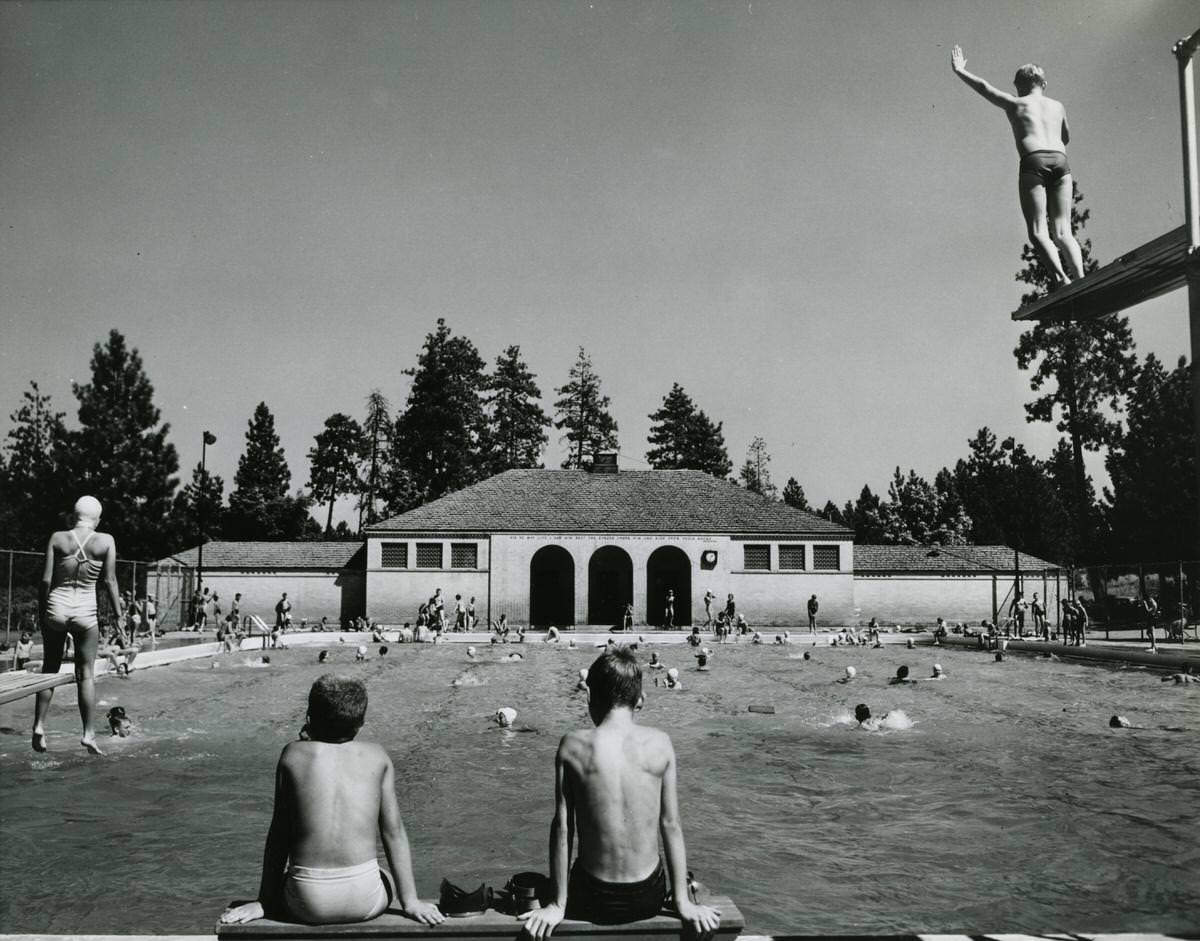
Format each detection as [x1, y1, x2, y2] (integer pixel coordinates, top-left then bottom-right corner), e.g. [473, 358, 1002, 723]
[520, 648, 719, 938]
[951, 46, 1084, 289]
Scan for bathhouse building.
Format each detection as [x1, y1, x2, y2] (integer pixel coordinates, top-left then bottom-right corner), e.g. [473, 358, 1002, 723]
[364, 460, 855, 628]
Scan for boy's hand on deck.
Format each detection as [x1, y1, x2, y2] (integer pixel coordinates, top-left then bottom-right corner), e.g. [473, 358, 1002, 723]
[518, 901, 564, 939]
[676, 900, 721, 937]
[219, 901, 265, 925]
[402, 900, 445, 925]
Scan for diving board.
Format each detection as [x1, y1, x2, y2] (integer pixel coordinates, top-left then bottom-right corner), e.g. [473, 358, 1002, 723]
[0, 669, 71, 705]
[218, 895, 744, 941]
[1011, 224, 1194, 322]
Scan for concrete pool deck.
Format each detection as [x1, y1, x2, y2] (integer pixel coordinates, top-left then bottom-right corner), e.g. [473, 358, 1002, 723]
[2, 931, 1197, 941]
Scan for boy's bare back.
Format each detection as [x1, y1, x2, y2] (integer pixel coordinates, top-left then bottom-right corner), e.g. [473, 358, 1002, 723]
[279, 739, 389, 869]
[559, 723, 673, 883]
[1005, 94, 1068, 156]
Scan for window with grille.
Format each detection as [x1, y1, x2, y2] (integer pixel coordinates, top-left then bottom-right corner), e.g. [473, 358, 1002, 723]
[381, 542, 408, 568]
[451, 543, 478, 569]
[778, 544, 806, 570]
[415, 543, 443, 569]
[742, 544, 770, 570]
[813, 545, 841, 570]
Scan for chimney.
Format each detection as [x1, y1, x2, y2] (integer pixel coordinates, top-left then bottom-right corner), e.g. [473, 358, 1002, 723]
[590, 452, 618, 474]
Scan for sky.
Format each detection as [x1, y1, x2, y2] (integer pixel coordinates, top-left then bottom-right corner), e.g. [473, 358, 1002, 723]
[0, 0, 1195, 532]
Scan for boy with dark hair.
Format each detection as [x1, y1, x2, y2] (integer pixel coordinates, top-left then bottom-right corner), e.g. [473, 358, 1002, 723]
[519, 649, 719, 939]
[220, 675, 443, 928]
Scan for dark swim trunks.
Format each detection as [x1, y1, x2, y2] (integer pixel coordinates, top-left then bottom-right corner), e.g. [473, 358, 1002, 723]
[1019, 150, 1070, 186]
[565, 861, 667, 925]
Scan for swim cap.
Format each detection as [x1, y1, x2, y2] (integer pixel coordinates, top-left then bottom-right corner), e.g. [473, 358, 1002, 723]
[579, 668, 588, 679]
[74, 495, 102, 521]
[667, 668, 679, 680]
[467, 645, 476, 656]
[845, 666, 856, 678]
[496, 706, 517, 727]
[357, 645, 367, 655]
[932, 663, 943, 675]
[854, 704, 871, 723]
[1108, 714, 1130, 728]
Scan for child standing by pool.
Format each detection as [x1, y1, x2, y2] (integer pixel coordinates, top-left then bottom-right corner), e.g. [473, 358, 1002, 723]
[220, 675, 444, 927]
[518, 647, 720, 939]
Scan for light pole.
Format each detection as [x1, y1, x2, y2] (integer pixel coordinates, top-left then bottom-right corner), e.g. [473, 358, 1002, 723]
[1001, 437, 1023, 634]
[198, 431, 217, 612]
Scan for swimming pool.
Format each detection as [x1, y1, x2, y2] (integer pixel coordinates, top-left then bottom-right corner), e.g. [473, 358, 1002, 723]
[0, 640, 1196, 935]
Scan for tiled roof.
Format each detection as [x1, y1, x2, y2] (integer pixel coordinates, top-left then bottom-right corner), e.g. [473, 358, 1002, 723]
[369, 469, 853, 536]
[158, 541, 365, 570]
[853, 544, 1059, 573]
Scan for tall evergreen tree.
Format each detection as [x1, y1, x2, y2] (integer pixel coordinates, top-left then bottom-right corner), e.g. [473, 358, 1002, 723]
[738, 436, 777, 499]
[645, 383, 732, 478]
[171, 463, 225, 551]
[781, 477, 810, 511]
[0, 381, 69, 549]
[1013, 188, 1137, 562]
[484, 345, 550, 474]
[226, 402, 314, 539]
[1103, 354, 1197, 561]
[308, 412, 364, 535]
[554, 347, 619, 469]
[357, 390, 392, 531]
[846, 484, 886, 544]
[392, 319, 489, 505]
[66, 331, 179, 560]
[819, 499, 846, 526]
[877, 467, 971, 546]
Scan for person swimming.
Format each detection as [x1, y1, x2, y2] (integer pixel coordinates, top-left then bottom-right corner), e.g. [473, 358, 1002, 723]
[355, 645, 367, 662]
[545, 626, 560, 642]
[837, 666, 857, 684]
[576, 668, 589, 692]
[648, 651, 664, 670]
[888, 665, 913, 685]
[695, 647, 711, 671]
[106, 705, 132, 737]
[318, 650, 329, 663]
[495, 707, 517, 728]
[665, 667, 683, 690]
[467, 645, 477, 659]
[929, 663, 946, 679]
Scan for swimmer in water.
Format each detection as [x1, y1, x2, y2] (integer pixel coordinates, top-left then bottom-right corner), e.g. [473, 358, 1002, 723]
[664, 667, 683, 690]
[355, 645, 367, 662]
[378, 646, 388, 656]
[576, 668, 589, 692]
[853, 703, 891, 731]
[751, 631, 763, 645]
[837, 666, 857, 684]
[888, 665, 914, 685]
[1161, 664, 1198, 684]
[802, 651, 811, 661]
[106, 705, 133, 738]
[695, 647, 711, 671]
[318, 651, 329, 663]
[648, 651, 664, 670]
[929, 663, 946, 679]
[546, 626, 560, 643]
[495, 707, 518, 729]
[467, 645, 477, 659]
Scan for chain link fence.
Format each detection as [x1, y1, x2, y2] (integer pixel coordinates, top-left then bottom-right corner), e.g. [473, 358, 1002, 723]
[1070, 559, 1198, 641]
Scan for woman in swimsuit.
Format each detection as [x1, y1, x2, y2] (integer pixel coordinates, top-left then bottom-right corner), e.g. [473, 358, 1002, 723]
[33, 496, 123, 755]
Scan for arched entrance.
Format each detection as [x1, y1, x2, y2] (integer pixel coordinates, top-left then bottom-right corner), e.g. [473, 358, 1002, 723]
[647, 546, 692, 627]
[529, 545, 574, 626]
[588, 546, 633, 627]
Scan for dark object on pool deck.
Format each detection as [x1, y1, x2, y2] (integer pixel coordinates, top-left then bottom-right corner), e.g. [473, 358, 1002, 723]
[439, 879, 492, 917]
[747, 704, 775, 714]
[217, 893, 744, 941]
[503, 871, 548, 915]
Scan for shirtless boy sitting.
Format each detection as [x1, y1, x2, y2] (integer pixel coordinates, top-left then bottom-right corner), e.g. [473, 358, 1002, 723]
[519, 648, 720, 939]
[220, 675, 444, 927]
[951, 46, 1084, 289]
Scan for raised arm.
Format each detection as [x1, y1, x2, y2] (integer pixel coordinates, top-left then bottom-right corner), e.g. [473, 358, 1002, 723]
[659, 738, 720, 935]
[519, 737, 573, 939]
[950, 45, 1015, 109]
[379, 753, 444, 924]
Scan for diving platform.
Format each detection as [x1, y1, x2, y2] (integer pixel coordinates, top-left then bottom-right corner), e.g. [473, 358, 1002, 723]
[1011, 224, 1194, 322]
[218, 897, 744, 941]
[0, 669, 72, 705]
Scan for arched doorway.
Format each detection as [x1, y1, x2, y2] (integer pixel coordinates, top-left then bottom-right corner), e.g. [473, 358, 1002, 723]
[646, 546, 692, 627]
[530, 546, 574, 626]
[588, 546, 633, 627]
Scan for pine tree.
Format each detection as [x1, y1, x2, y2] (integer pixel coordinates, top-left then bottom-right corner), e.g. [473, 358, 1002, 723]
[1013, 187, 1137, 562]
[1103, 355, 1197, 561]
[171, 462, 225, 550]
[645, 383, 732, 478]
[819, 500, 846, 526]
[878, 467, 972, 546]
[358, 390, 392, 530]
[484, 345, 550, 474]
[781, 477, 810, 511]
[738, 437, 776, 498]
[308, 412, 364, 534]
[66, 331, 180, 560]
[392, 319, 489, 504]
[554, 347, 619, 469]
[847, 485, 885, 544]
[226, 402, 313, 539]
[0, 381, 69, 549]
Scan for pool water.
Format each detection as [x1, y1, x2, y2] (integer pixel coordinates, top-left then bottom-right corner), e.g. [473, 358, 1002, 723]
[1, 641, 1196, 935]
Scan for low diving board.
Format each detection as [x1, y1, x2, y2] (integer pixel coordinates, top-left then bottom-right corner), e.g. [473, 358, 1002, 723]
[1012, 224, 1193, 321]
[218, 895, 744, 941]
[0, 670, 71, 705]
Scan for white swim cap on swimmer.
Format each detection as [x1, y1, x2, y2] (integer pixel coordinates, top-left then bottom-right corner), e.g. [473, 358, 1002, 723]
[667, 668, 679, 680]
[845, 666, 856, 678]
[933, 663, 943, 675]
[74, 495, 102, 521]
[357, 645, 367, 655]
[579, 668, 588, 679]
[496, 707, 517, 726]
[467, 645, 476, 656]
